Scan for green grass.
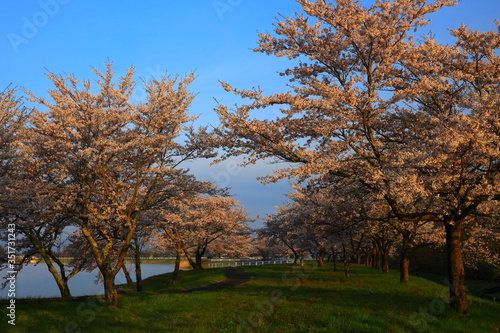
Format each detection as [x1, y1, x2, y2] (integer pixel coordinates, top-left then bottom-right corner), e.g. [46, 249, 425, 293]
[117, 267, 227, 295]
[2, 264, 499, 332]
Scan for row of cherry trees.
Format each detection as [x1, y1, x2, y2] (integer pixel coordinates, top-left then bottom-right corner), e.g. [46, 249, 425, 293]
[210, 0, 500, 312]
[0, 66, 251, 306]
[258, 176, 499, 280]
[1, 0, 499, 314]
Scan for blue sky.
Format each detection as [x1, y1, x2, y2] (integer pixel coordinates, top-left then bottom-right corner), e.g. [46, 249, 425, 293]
[1, 0, 499, 226]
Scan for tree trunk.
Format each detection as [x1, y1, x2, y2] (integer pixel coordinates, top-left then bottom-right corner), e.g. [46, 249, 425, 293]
[317, 248, 325, 267]
[372, 244, 381, 269]
[292, 249, 299, 265]
[54, 276, 71, 298]
[364, 247, 372, 266]
[183, 248, 201, 270]
[381, 248, 390, 273]
[445, 222, 468, 312]
[134, 248, 143, 292]
[44, 262, 72, 298]
[35, 245, 76, 299]
[195, 246, 206, 269]
[342, 243, 350, 278]
[331, 246, 338, 272]
[195, 253, 203, 269]
[173, 244, 182, 284]
[103, 274, 118, 307]
[122, 264, 134, 286]
[343, 262, 351, 277]
[400, 235, 411, 283]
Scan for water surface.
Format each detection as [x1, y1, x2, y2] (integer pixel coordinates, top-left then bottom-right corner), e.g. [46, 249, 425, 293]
[0, 263, 174, 299]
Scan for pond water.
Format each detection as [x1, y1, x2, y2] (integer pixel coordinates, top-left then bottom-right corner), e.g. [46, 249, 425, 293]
[0, 263, 174, 299]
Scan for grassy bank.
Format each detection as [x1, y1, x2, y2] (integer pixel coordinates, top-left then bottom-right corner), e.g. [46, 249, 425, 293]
[2, 264, 499, 332]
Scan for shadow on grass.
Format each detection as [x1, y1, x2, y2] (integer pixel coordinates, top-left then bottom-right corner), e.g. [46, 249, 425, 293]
[3, 264, 499, 333]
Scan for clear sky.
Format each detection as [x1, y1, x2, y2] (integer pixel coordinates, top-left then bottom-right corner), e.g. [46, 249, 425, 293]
[1, 0, 499, 227]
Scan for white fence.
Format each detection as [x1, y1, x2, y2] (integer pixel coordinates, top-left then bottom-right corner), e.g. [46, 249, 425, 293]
[206, 259, 293, 268]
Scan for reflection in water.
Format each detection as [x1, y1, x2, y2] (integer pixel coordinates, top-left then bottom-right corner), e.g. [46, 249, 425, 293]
[0, 263, 174, 299]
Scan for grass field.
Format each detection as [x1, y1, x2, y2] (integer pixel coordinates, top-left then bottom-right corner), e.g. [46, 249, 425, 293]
[2, 263, 499, 332]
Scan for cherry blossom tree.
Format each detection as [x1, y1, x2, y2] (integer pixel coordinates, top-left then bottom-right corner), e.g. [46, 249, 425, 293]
[0, 86, 26, 240]
[182, 195, 252, 269]
[261, 205, 306, 265]
[462, 209, 500, 272]
[387, 219, 445, 282]
[128, 219, 156, 291]
[0, 87, 28, 224]
[12, 216, 87, 298]
[0, 87, 27, 181]
[153, 187, 251, 282]
[252, 232, 293, 260]
[212, 0, 500, 312]
[207, 229, 253, 259]
[151, 207, 190, 284]
[22, 63, 212, 306]
[0, 87, 91, 298]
